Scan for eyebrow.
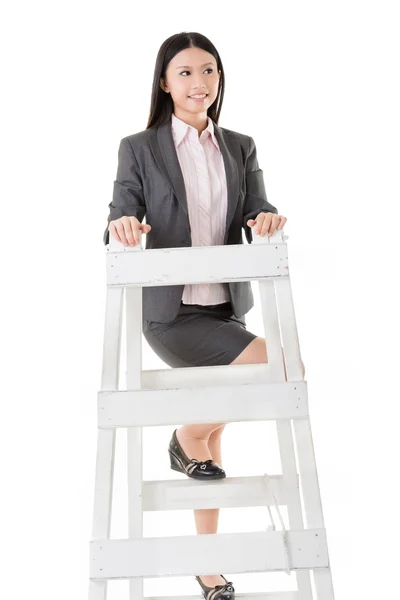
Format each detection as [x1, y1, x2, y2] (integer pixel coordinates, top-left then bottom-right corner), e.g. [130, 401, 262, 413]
[175, 62, 214, 69]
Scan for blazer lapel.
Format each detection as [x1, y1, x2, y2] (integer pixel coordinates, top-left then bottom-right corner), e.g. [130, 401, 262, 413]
[151, 116, 241, 242]
[213, 121, 241, 241]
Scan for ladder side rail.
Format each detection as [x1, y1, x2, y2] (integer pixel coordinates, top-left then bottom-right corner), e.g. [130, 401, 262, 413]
[89, 285, 124, 600]
[254, 230, 313, 599]
[270, 232, 335, 599]
[125, 242, 145, 600]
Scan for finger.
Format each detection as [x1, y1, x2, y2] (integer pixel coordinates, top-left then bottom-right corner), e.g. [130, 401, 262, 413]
[253, 218, 264, 234]
[128, 216, 145, 245]
[257, 214, 272, 236]
[122, 217, 140, 246]
[109, 221, 123, 244]
[267, 215, 281, 236]
[259, 217, 271, 236]
[254, 220, 264, 235]
[277, 216, 287, 230]
[129, 224, 141, 245]
[115, 219, 129, 246]
[113, 220, 129, 246]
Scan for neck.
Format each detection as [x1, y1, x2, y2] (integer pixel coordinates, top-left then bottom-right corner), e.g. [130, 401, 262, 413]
[173, 109, 208, 135]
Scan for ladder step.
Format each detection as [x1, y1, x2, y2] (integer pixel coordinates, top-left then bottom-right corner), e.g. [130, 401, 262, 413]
[106, 243, 288, 287]
[143, 475, 295, 511]
[140, 364, 301, 389]
[89, 529, 328, 579]
[98, 381, 308, 428]
[144, 593, 299, 600]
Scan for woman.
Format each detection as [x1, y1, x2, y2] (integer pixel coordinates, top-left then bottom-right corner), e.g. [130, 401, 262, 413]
[104, 31, 305, 600]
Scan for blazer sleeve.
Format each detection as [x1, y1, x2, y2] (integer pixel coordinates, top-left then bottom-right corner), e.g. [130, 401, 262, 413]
[242, 136, 278, 244]
[103, 137, 146, 245]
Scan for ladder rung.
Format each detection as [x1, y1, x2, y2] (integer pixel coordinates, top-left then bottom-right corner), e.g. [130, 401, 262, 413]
[106, 243, 288, 287]
[143, 475, 296, 511]
[144, 593, 299, 600]
[98, 381, 308, 428]
[140, 363, 302, 389]
[89, 529, 328, 579]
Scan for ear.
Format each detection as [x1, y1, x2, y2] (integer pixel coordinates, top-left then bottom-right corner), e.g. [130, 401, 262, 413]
[160, 77, 168, 93]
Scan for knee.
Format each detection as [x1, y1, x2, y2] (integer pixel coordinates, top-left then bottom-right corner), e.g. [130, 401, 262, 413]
[233, 337, 305, 378]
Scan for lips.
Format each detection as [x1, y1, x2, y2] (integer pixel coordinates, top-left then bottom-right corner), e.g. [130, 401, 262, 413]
[188, 94, 209, 98]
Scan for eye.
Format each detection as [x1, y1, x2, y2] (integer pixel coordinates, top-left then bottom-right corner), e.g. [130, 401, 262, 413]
[179, 68, 214, 76]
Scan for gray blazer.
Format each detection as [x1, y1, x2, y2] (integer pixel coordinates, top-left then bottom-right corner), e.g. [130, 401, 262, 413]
[103, 116, 278, 323]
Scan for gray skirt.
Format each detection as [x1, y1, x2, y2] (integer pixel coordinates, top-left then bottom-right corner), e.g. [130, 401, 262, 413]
[142, 301, 258, 368]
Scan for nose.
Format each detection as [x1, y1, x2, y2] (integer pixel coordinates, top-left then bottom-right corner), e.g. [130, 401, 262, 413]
[191, 78, 208, 91]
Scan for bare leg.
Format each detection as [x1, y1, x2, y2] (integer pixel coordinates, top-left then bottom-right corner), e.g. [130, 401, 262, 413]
[189, 339, 305, 587]
[192, 425, 226, 588]
[232, 338, 306, 377]
[175, 422, 225, 463]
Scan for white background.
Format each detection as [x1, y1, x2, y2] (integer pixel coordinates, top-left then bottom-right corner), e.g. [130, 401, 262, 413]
[2, 1, 400, 598]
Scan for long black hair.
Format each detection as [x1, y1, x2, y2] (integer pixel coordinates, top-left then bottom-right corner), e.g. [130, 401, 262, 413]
[146, 32, 225, 129]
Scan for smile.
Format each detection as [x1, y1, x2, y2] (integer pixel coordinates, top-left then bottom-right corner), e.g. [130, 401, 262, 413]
[188, 94, 209, 101]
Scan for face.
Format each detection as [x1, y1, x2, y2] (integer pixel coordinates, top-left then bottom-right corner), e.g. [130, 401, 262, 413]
[160, 47, 221, 122]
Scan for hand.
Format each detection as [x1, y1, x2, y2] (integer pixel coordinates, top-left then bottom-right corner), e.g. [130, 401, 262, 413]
[109, 215, 152, 246]
[247, 212, 287, 237]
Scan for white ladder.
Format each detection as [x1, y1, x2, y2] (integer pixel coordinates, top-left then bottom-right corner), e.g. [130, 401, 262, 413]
[88, 228, 335, 600]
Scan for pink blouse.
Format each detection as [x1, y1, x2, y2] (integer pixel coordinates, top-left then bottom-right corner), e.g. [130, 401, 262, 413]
[171, 112, 230, 306]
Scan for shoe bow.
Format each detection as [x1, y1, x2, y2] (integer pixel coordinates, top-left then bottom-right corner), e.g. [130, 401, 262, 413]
[190, 458, 215, 470]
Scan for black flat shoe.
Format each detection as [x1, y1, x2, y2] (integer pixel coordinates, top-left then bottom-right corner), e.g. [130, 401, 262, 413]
[168, 429, 226, 480]
[195, 575, 235, 600]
